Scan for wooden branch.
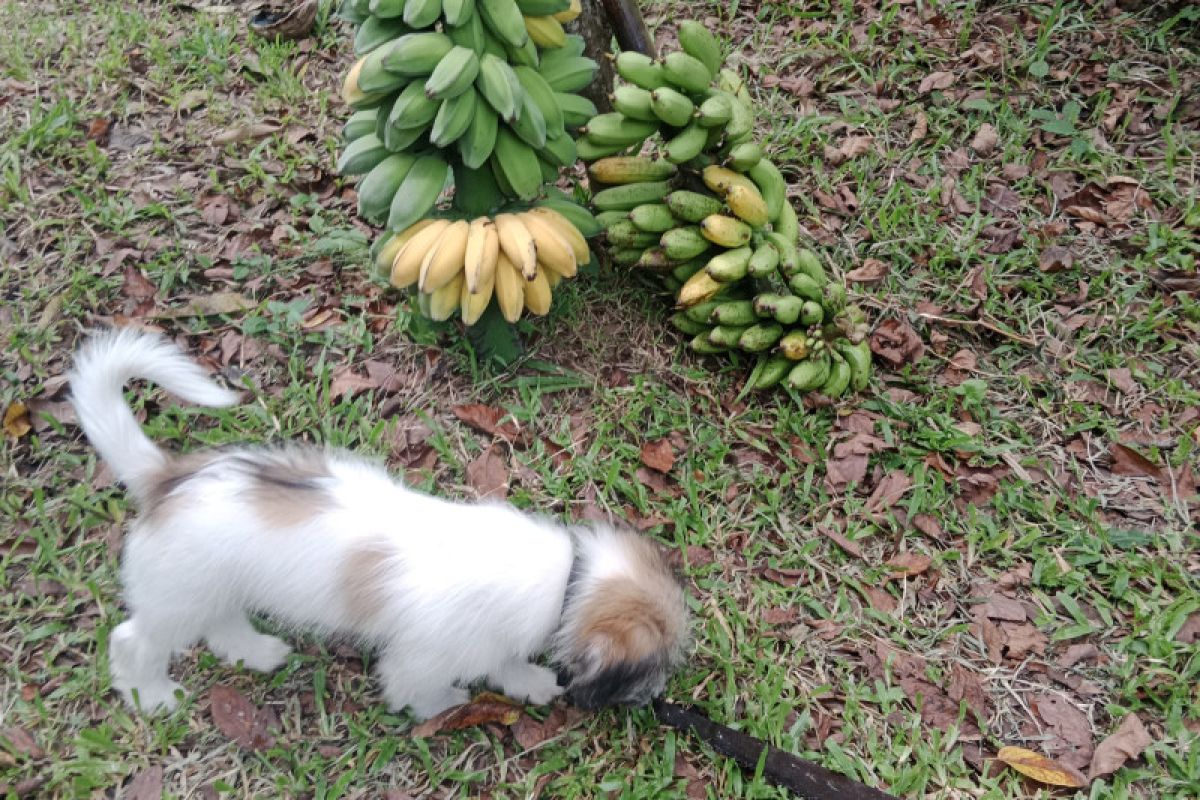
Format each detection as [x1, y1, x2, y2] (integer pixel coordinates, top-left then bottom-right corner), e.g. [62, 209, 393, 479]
[599, 0, 656, 56]
[653, 699, 899, 800]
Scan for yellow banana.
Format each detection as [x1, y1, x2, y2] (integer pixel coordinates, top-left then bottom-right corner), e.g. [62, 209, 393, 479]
[724, 183, 770, 228]
[702, 164, 757, 196]
[521, 211, 576, 278]
[544, 269, 563, 288]
[418, 218, 470, 293]
[524, 15, 566, 48]
[427, 272, 464, 322]
[552, 0, 581, 23]
[494, 252, 525, 322]
[391, 218, 451, 288]
[375, 218, 438, 274]
[523, 266, 553, 315]
[495, 212, 538, 280]
[341, 58, 368, 105]
[699, 214, 753, 247]
[464, 217, 500, 294]
[527, 207, 588, 264]
[460, 266, 495, 325]
[676, 269, 724, 308]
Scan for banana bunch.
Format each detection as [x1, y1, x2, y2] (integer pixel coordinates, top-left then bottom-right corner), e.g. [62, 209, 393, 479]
[580, 23, 875, 398]
[371, 200, 593, 324]
[336, 0, 599, 325]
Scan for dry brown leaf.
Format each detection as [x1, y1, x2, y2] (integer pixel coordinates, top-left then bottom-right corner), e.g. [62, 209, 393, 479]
[846, 258, 889, 283]
[410, 692, 521, 737]
[1175, 612, 1200, 645]
[3, 402, 31, 439]
[466, 444, 509, 501]
[640, 439, 676, 473]
[452, 404, 523, 444]
[912, 514, 944, 539]
[840, 135, 874, 160]
[863, 586, 897, 613]
[970, 123, 999, 156]
[329, 367, 377, 400]
[126, 765, 164, 800]
[865, 470, 913, 515]
[86, 117, 112, 144]
[1, 726, 43, 758]
[154, 292, 255, 319]
[996, 746, 1088, 788]
[211, 122, 281, 145]
[1105, 368, 1137, 395]
[1089, 714, 1151, 779]
[909, 109, 928, 143]
[819, 525, 863, 558]
[122, 264, 157, 301]
[511, 707, 567, 750]
[1039, 245, 1074, 274]
[1109, 443, 1162, 481]
[918, 70, 956, 94]
[1059, 643, 1101, 667]
[886, 552, 932, 577]
[209, 685, 277, 751]
[762, 606, 800, 625]
[870, 318, 925, 368]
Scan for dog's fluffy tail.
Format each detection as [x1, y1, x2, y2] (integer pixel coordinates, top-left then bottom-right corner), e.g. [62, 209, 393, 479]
[68, 327, 241, 504]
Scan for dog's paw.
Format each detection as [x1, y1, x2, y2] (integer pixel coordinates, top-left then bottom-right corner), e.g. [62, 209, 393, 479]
[499, 663, 564, 706]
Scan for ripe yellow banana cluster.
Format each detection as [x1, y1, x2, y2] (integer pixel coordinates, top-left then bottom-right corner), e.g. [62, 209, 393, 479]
[376, 206, 588, 324]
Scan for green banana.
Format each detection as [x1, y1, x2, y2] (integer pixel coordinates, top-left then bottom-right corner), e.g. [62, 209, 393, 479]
[661, 51, 712, 93]
[606, 220, 659, 249]
[836, 340, 873, 392]
[611, 85, 658, 122]
[429, 86, 478, 147]
[448, 12, 488, 53]
[821, 282, 848, 314]
[355, 15, 411, 54]
[820, 353, 852, 397]
[614, 51, 666, 90]
[337, 133, 390, 175]
[424, 46, 480, 101]
[611, 246, 648, 265]
[369, 0, 406, 18]
[582, 112, 658, 147]
[799, 300, 824, 326]
[513, 65, 564, 135]
[595, 210, 628, 228]
[697, 93, 733, 128]
[575, 135, 628, 161]
[794, 248, 827, 283]
[537, 34, 586, 71]
[711, 300, 757, 326]
[747, 242, 781, 278]
[402, 0, 443, 28]
[358, 44, 409, 94]
[515, 0, 570, 13]
[690, 333, 729, 354]
[677, 20, 722, 78]
[457, 99, 498, 168]
[539, 56, 597, 92]
[787, 353, 831, 391]
[475, 53, 522, 122]
[628, 203, 676, 233]
[541, 130, 577, 167]
[708, 325, 751, 348]
[492, 126, 542, 199]
[663, 121, 708, 164]
[659, 226, 710, 261]
[724, 93, 754, 142]
[504, 36, 539, 68]
[592, 180, 672, 211]
[765, 231, 800, 275]
[452, 161, 504, 216]
[382, 32, 455, 76]
[670, 260, 705, 282]
[343, 108, 379, 142]
[670, 312, 710, 336]
[509, 89, 548, 148]
[727, 142, 763, 171]
[649, 86, 695, 128]
[442, 0, 475, 26]
[665, 190, 723, 223]
[387, 154, 449, 232]
[751, 354, 793, 390]
[387, 80, 439, 130]
[753, 293, 803, 325]
[748, 158, 786, 222]
[684, 300, 723, 324]
[555, 92, 597, 128]
[357, 153, 416, 224]
[478, 0, 528, 47]
[788, 273, 824, 302]
[588, 155, 677, 184]
[719, 67, 752, 105]
[738, 322, 785, 352]
[705, 246, 753, 282]
[773, 196, 800, 240]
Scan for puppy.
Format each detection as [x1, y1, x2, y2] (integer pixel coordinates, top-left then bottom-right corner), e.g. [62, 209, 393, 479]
[69, 328, 689, 720]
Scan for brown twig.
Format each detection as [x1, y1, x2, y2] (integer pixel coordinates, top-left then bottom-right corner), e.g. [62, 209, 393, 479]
[652, 699, 899, 799]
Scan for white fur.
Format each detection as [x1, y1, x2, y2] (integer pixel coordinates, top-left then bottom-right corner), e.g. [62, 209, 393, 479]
[70, 328, 685, 720]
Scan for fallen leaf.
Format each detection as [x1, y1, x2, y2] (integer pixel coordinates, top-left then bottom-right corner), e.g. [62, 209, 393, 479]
[86, 117, 112, 144]
[886, 552, 932, 577]
[996, 746, 1088, 788]
[1105, 368, 1137, 395]
[329, 366, 377, 400]
[452, 404, 522, 444]
[865, 470, 913, 516]
[971, 123, 999, 156]
[3, 402, 31, 439]
[762, 606, 800, 625]
[1089, 714, 1151, 780]
[819, 525, 863, 558]
[846, 258, 889, 283]
[760, 566, 806, 586]
[635, 465, 673, 494]
[122, 264, 157, 301]
[918, 70, 956, 94]
[511, 707, 567, 750]
[1109, 443, 1162, 481]
[1175, 612, 1200, 645]
[211, 122, 282, 145]
[126, 765, 164, 800]
[209, 685, 277, 751]
[466, 444, 509, 500]
[1039, 245, 1074, 274]
[870, 318, 925, 368]
[411, 692, 520, 737]
[863, 586, 897, 613]
[981, 595, 1027, 622]
[1033, 693, 1095, 769]
[0, 726, 43, 758]
[200, 195, 231, 226]
[640, 439, 676, 473]
[1059, 643, 1101, 667]
[909, 109, 928, 143]
[154, 291, 255, 319]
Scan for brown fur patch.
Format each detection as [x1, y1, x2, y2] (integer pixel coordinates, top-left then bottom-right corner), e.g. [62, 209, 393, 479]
[238, 450, 333, 529]
[142, 451, 221, 524]
[340, 539, 396, 624]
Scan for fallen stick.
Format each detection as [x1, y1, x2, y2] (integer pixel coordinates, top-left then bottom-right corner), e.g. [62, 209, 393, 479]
[652, 699, 899, 800]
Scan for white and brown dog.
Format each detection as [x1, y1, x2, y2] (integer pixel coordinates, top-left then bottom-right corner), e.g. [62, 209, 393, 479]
[70, 328, 689, 720]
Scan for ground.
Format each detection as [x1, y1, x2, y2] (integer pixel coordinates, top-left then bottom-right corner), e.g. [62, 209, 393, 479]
[1, 0, 1198, 798]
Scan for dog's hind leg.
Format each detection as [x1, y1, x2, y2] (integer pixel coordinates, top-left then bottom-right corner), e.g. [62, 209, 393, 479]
[376, 650, 469, 721]
[205, 615, 292, 672]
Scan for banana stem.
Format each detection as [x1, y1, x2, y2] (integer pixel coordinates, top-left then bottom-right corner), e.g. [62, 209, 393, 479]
[599, 0, 656, 57]
[465, 300, 524, 366]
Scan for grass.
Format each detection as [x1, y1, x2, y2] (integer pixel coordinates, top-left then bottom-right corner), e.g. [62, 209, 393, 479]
[2, 0, 1199, 797]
